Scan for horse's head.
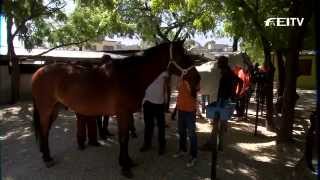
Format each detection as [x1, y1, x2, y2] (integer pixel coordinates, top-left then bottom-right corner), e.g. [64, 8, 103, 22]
[165, 40, 201, 98]
[166, 40, 194, 77]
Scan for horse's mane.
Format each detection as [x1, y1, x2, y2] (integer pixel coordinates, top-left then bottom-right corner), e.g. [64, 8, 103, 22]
[111, 42, 169, 66]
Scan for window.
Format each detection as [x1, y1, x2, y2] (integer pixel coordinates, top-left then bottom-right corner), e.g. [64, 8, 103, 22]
[298, 59, 312, 76]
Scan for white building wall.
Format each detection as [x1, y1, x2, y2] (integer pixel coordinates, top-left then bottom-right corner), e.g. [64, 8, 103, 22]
[0, 66, 33, 104]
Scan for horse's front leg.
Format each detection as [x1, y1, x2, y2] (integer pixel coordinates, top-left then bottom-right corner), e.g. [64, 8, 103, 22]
[117, 113, 135, 178]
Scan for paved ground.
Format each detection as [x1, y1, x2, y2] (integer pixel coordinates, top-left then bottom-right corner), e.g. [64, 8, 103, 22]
[0, 89, 317, 180]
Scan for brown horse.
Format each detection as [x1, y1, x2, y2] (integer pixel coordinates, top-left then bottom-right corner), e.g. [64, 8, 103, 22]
[32, 41, 200, 178]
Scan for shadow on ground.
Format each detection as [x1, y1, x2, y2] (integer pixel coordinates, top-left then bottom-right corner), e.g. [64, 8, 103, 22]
[0, 89, 316, 180]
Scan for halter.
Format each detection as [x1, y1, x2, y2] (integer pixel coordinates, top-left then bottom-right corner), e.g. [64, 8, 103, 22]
[167, 43, 195, 79]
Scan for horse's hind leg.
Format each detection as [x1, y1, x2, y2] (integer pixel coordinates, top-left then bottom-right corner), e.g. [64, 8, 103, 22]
[38, 104, 59, 167]
[117, 112, 135, 178]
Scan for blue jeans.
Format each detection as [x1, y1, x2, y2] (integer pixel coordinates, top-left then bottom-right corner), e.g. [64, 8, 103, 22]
[178, 110, 198, 158]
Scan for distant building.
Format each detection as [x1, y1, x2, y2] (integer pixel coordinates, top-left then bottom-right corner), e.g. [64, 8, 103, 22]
[187, 40, 234, 61]
[272, 51, 316, 90]
[185, 39, 202, 50]
[85, 39, 141, 51]
[87, 40, 121, 51]
[204, 40, 233, 52]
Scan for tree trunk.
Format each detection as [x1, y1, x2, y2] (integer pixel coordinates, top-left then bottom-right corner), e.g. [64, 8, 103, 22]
[278, 49, 298, 142]
[232, 36, 239, 52]
[6, 16, 20, 104]
[261, 38, 276, 131]
[276, 49, 285, 97]
[314, 0, 320, 174]
[277, 0, 313, 142]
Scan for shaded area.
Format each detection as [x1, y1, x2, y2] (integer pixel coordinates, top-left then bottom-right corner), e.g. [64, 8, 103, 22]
[0, 90, 316, 180]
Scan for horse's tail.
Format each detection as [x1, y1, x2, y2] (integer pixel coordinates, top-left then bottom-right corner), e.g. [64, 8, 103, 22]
[33, 98, 41, 142]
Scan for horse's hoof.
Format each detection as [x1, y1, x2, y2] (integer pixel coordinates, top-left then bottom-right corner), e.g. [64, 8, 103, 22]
[45, 160, 55, 168]
[121, 169, 134, 179]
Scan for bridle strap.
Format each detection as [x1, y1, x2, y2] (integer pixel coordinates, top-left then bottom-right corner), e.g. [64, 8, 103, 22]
[167, 61, 195, 79]
[167, 43, 194, 79]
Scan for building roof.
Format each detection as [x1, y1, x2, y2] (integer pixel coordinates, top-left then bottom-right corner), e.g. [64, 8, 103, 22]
[0, 47, 126, 59]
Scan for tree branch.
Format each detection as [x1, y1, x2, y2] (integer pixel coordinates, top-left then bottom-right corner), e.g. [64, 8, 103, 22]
[156, 24, 169, 41]
[237, 0, 270, 47]
[173, 26, 183, 41]
[12, 0, 38, 37]
[163, 22, 181, 36]
[12, 0, 65, 38]
[21, 39, 89, 59]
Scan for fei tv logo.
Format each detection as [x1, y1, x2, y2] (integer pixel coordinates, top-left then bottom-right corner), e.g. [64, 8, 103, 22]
[264, 17, 304, 27]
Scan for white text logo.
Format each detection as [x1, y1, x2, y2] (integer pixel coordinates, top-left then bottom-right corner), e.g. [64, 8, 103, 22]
[264, 18, 304, 27]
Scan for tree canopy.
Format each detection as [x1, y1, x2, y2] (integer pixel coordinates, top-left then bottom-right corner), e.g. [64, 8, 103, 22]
[47, 0, 222, 46]
[3, 0, 67, 50]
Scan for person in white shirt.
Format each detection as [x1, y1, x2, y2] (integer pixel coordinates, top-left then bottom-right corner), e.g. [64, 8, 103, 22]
[140, 71, 169, 155]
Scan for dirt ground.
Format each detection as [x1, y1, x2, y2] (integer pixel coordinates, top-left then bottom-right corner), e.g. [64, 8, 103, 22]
[0, 89, 317, 180]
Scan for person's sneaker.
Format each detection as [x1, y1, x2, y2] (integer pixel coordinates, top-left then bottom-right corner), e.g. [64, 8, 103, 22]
[172, 151, 186, 158]
[186, 158, 197, 167]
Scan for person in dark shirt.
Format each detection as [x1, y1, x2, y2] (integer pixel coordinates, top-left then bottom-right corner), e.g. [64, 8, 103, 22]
[200, 56, 242, 151]
[216, 56, 242, 102]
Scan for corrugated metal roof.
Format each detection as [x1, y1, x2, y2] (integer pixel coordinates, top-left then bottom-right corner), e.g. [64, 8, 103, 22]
[0, 47, 126, 59]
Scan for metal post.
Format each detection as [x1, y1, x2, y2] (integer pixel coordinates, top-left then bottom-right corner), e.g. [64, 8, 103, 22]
[210, 125, 217, 180]
[245, 93, 249, 121]
[211, 113, 220, 180]
[254, 84, 260, 136]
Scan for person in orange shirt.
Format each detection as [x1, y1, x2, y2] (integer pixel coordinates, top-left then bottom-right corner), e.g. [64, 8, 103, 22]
[173, 76, 200, 167]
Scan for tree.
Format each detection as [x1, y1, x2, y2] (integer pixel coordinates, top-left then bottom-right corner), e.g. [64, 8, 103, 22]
[240, 40, 264, 64]
[221, 0, 314, 141]
[75, 0, 221, 44]
[46, 4, 135, 50]
[3, 0, 66, 103]
[277, 0, 314, 142]
[221, 0, 286, 131]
